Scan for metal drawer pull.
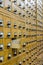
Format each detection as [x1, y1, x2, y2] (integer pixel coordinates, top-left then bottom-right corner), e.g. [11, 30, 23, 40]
[7, 32, 11, 38]
[23, 34, 26, 37]
[13, 52, 17, 56]
[22, 6, 25, 9]
[0, 44, 4, 50]
[18, 26, 22, 29]
[0, 19, 3, 27]
[22, 26, 25, 29]
[0, 0, 2, 4]
[23, 59, 26, 62]
[19, 35, 21, 38]
[8, 54, 11, 59]
[23, 43, 26, 47]
[19, 13, 21, 15]
[7, 21, 11, 28]
[14, 24, 17, 28]
[0, 0, 3, 7]
[7, 43, 11, 48]
[26, 50, 29, 54]
[0, 56, 4, 62]
[14, 10, 17, 14]
[18, 3, 21, 6]
[26, 28, 28, 30]
[14, 35, 17, 37]
[22, 15, 25, 17]
[19, 61, 22, 65]
[13, 0, 16, 3]
[18, 50, 21, 54]
[0, 32, 4, 38]
[14, 32, 17, 37]
[23, 48, 25, 52]
[7, 6, 11, 11]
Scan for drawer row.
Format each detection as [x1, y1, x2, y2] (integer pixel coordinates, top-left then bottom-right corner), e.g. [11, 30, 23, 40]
[0, 19, 43, 29]
[0, 27, 43, 38]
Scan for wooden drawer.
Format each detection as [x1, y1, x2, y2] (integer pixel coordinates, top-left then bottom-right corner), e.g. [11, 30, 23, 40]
[3, 28, 11, 38]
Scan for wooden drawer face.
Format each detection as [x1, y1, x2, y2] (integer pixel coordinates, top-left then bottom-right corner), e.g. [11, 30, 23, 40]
[11, 18, 17, 28]
[3, 39, 11, 47]
[3, 28, 11, 38]
[4, 50, 12, 62]
[17, 29, 22, 38]
[3, 16, 11, 28]
[20, 38, 26, 46]
[0, 51, 4, 56]
[11, 28, 18, 38]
